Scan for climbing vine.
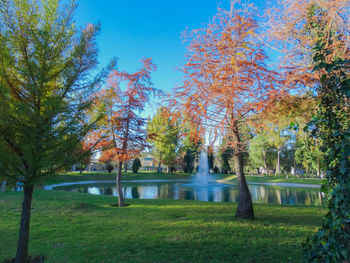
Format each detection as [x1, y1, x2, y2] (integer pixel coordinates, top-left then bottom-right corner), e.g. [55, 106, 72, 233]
[304, 38, 350, 262]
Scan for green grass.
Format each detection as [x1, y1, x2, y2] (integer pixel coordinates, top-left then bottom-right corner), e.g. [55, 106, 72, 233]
[0, 190, 325, 263]
[219, 174, 326, 185]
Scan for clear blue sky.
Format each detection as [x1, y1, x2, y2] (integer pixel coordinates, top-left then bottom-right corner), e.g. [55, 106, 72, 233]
[73, 0, 272, 116]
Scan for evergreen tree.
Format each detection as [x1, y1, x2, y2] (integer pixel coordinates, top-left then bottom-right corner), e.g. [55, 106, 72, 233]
[132, 158, 142, 173]
[0, 1, 112, 261]
[180, 120, 201, 173]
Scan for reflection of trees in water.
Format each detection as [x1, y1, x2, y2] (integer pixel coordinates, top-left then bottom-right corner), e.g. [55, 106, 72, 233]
[64, 183, 324, 206]
[131, 187, 139, 198]
[276, 190, 282, 204]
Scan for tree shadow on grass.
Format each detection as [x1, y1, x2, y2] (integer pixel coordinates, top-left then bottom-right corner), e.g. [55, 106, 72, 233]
[2, 255, 45, 263]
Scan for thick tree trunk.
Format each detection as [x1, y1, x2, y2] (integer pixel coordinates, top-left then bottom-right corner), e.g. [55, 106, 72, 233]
[275, 149, 281, 175]
[1, 180, 7, 192]
[15, 185, 34, 263]
[116, 161, 125, 207]
[232, 130, 254, 220]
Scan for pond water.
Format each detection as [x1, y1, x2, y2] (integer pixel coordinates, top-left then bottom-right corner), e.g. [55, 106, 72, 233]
[48, 180, 325, 206]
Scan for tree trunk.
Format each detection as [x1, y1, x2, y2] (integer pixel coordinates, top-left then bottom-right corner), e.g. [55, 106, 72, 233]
[116, 161, 125, 207]
[275, 149, 281, 176]
[262, 149, 267, 169]
[316, 159, 321, 177]
[15, 185, 34, 263]
[124, 163, 128, 173]
[1, 180, 7, 192]
[157, 158, 162, 173]
[232, 130, 254, 220]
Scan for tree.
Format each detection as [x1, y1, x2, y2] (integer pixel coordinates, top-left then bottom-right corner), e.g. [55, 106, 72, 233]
[220, 147, 233, 174]
[95, 58, 157, 207]
[254, 108, 290, 175]
[0, 0, 109, 261]
[172, 2, 281, 219]
[296, 3, 349, 261]
[251, 94, 317, 175]
[132, 158, 142, 173]
[267, 3, 350, 258]
[248, 134, 274, 173]
[305, 36, 350, 263]
[147, 107, 179, 173]
[207, 146, 214, 171]
[104, 163, 113, 173]
[295, 135, 324, 176]
[265, 0, 350, 92]
[73, 141, 93, 174]
[180, 118, 201, 173]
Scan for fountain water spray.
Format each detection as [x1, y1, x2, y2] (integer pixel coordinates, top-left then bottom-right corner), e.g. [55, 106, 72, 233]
[193, 150, 215, 186]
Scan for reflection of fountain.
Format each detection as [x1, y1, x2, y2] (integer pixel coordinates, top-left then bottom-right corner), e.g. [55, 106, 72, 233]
[193, 151, 215, 185]
[182, 151, 230, 201]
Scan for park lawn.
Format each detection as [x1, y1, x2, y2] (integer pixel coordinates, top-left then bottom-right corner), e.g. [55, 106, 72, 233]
[219, 174, 326, 186]
[0, 190, 326, 263]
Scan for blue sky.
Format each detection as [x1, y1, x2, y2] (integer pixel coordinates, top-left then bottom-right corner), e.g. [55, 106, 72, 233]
[73, 0, 272, 116]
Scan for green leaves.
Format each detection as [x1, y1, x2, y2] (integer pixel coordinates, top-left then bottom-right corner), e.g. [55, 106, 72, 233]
[147, 107, 179, 169]
[0, 0, 104, 184]
[304, 14, 350, 262]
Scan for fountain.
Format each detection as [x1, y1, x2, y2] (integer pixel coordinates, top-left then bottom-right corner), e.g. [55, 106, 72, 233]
[193, 150, 215, 185]
[182, 150, 229, 201]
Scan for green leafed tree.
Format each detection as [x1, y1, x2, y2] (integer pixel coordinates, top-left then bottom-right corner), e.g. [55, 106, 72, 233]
[248, 134, 274, 173]
[0, 0, 112, 261]
[179, 117, 201, 173]
[295, 135, 324, 177]
[147, 107, 179, 173]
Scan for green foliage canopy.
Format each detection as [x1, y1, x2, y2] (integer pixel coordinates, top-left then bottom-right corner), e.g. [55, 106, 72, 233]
[0, 0, 109, 185]
[147, 107, 179, 169]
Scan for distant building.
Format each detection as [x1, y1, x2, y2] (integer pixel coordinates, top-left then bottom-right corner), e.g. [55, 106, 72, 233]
[140, 154, 157, 170]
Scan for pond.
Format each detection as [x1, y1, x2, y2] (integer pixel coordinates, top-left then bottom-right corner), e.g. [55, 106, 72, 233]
[45, 180, 325, 206]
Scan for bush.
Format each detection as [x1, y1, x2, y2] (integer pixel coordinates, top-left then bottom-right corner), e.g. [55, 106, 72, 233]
[132, 158, 142, 173]
[106, 163, 114, 173]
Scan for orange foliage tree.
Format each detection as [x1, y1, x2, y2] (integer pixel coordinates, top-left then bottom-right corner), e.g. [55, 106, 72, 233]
[171, 2, 282, 219]
[96, 58, 157, 206]
[265, 0, 349, 90]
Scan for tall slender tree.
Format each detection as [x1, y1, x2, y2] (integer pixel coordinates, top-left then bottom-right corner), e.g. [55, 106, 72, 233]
[172, 1, 281, 219]
[0, 0, 112, 261]
[96, 58, 157, 207]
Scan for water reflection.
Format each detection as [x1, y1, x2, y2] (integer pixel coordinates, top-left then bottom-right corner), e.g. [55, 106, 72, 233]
[59, 182, 325, 206]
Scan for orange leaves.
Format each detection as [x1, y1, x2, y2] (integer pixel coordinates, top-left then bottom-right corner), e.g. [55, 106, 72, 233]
[92, 58, 157, 163]
[264, 0, 349, 92]
[172, 1, 281, 146]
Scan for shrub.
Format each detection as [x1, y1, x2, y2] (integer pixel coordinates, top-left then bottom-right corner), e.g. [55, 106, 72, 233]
[132, 158, 142, 173]
[106, 163, 114, 173]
